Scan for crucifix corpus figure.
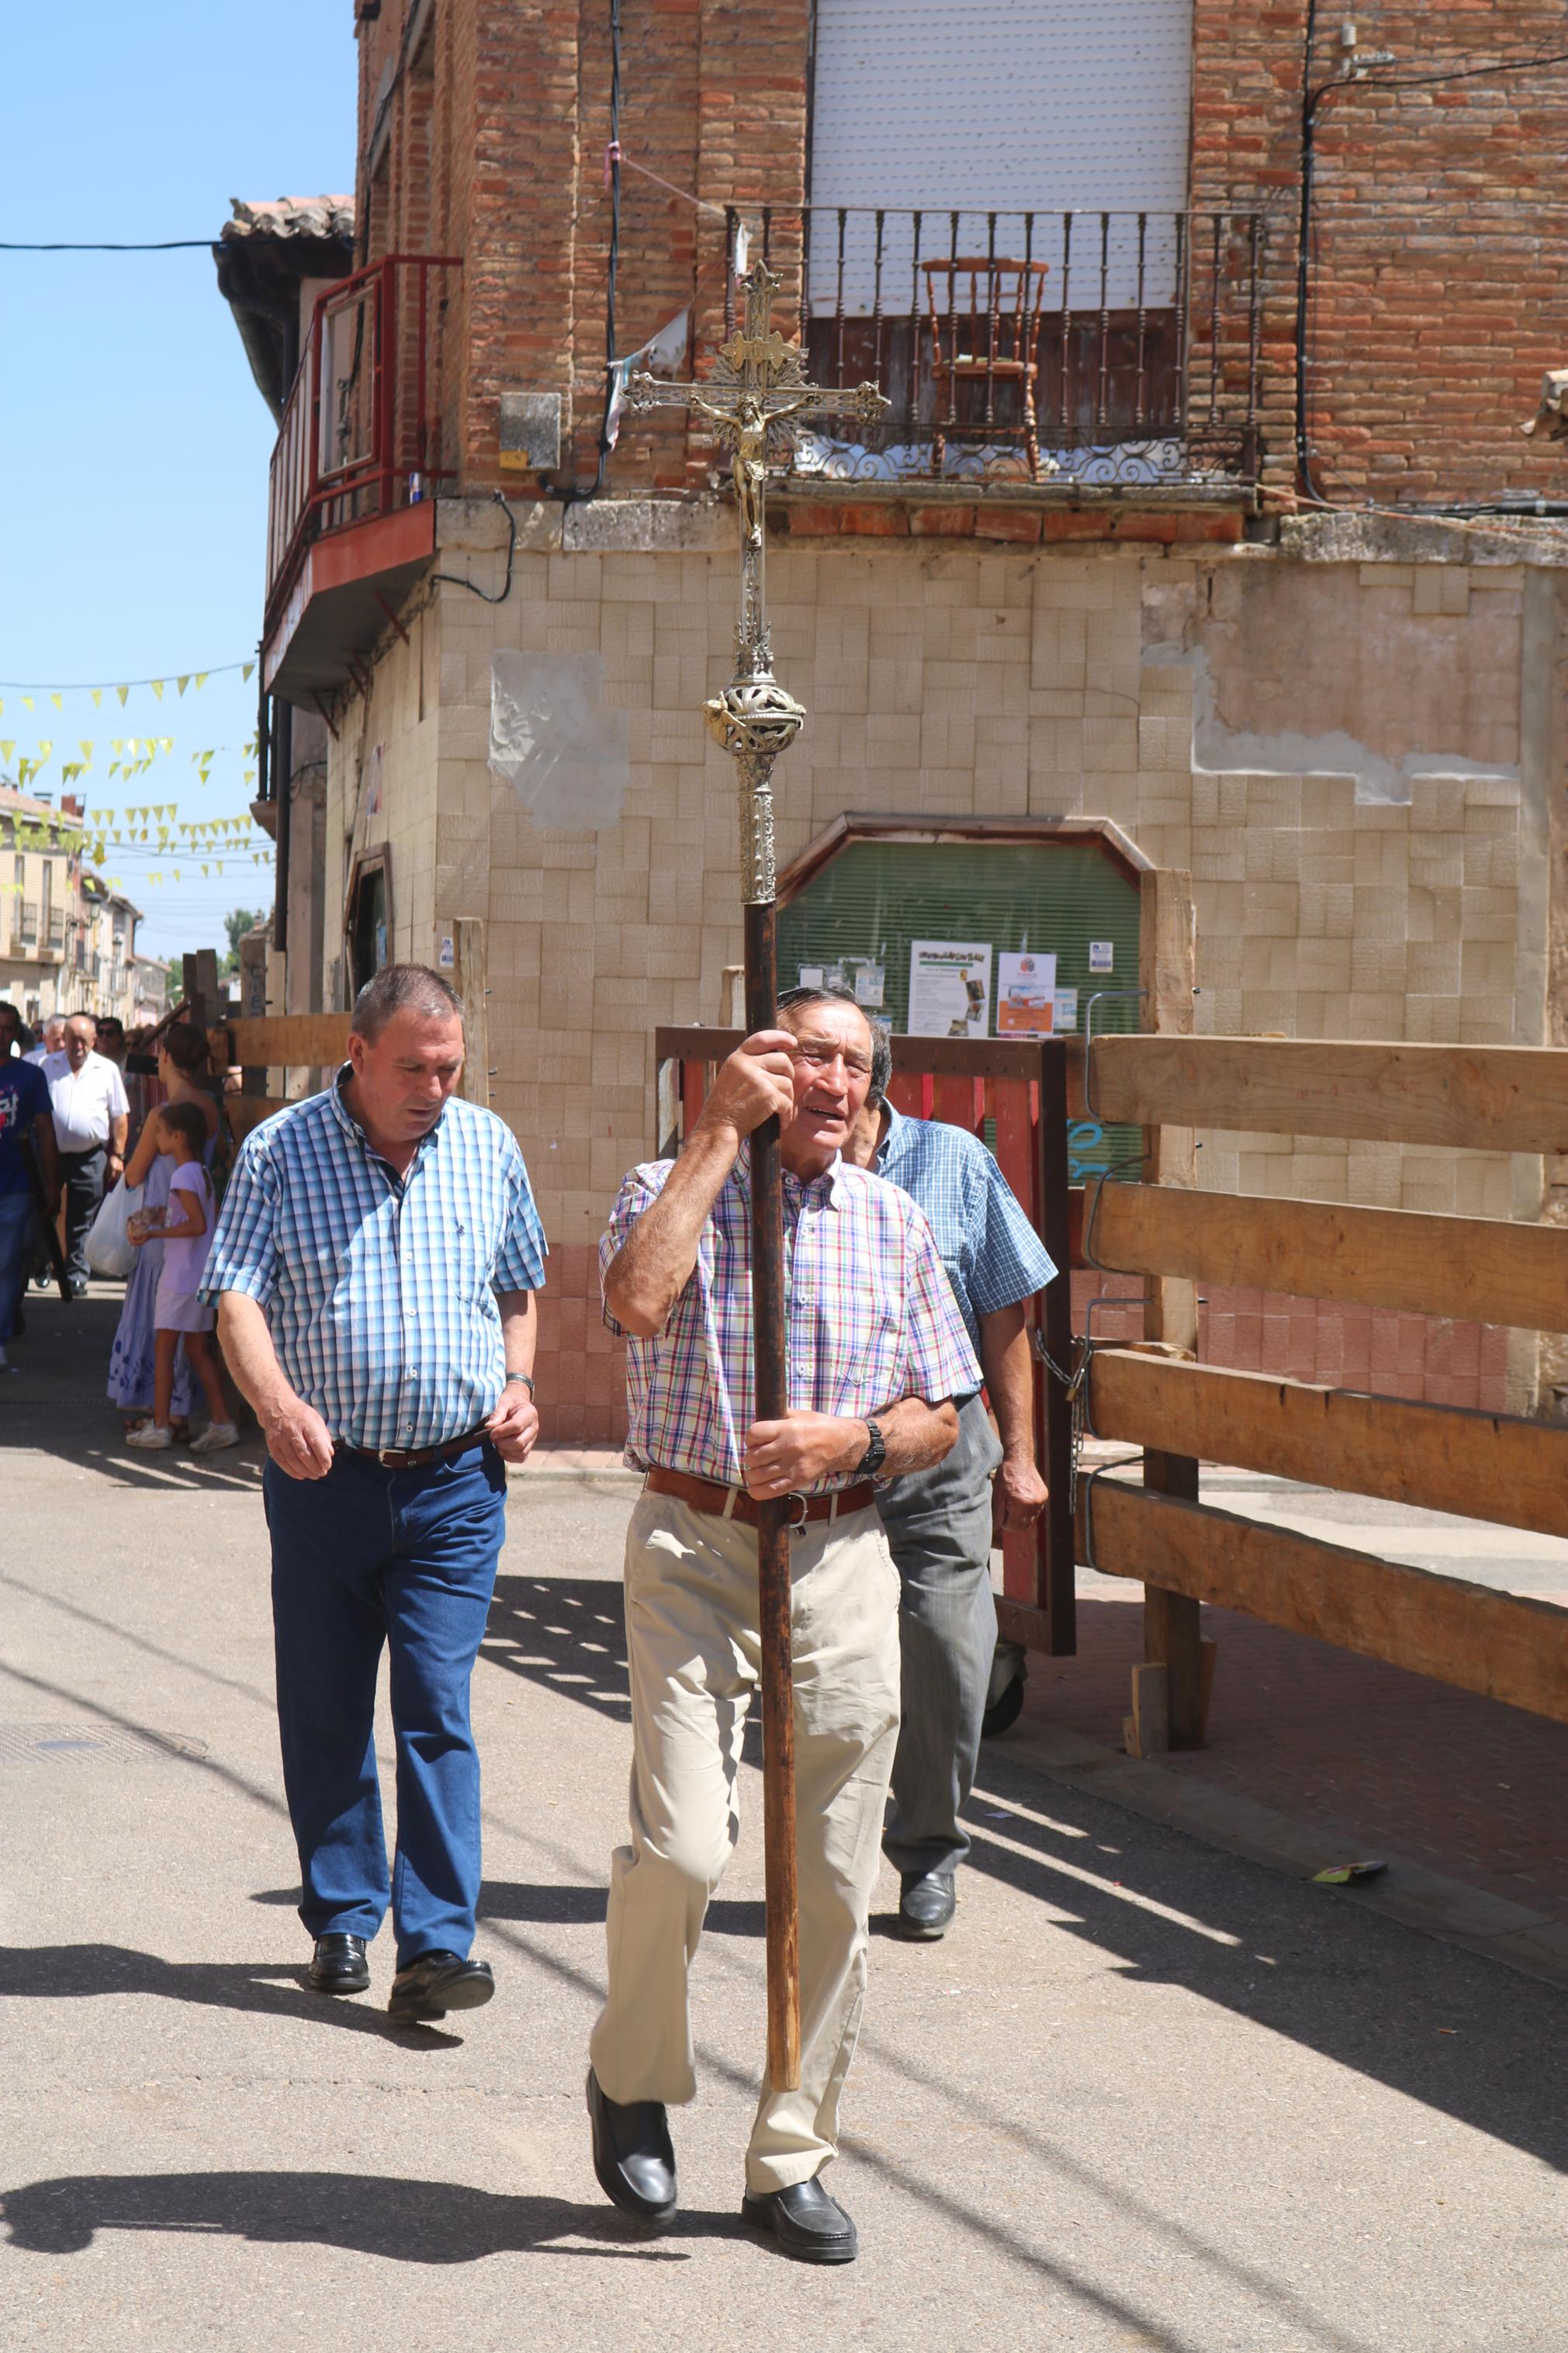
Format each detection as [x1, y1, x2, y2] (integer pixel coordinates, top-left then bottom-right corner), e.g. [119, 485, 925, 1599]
[589, 265, 979, 2261]
[628, 264, 888, 2091]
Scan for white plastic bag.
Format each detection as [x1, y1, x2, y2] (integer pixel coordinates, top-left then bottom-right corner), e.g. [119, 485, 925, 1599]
[85, 1180, 144, 1280]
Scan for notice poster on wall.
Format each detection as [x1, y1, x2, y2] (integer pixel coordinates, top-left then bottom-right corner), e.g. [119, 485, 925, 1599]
[1054, 989, 1078, 1032]
[995, 951, 1058, 1034]
[908, 941, 993, 1038]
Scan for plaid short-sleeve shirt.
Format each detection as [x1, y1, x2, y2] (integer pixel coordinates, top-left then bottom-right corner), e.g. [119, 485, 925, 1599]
[601, 1143, 981, 1493]
[202, 1070, 547, 1451]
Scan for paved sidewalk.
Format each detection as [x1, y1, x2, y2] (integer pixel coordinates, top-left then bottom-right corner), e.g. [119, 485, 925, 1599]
[1, 1291, 1564, 2351]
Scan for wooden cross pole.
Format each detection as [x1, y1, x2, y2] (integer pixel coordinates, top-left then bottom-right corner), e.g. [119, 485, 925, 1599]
[631, 262, 887, 2091]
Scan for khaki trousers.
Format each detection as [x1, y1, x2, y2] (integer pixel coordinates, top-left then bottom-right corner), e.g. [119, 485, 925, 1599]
[589, 1488, 902, 2193]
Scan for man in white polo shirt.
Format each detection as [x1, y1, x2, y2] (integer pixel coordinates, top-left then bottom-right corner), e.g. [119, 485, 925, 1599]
[45, 1014, 129, 1296]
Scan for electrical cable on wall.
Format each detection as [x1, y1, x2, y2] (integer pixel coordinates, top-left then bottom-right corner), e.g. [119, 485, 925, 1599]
[430, 489, 517, 603]
[1296, 12, 1568, 504]
[546, 0, 623, 508]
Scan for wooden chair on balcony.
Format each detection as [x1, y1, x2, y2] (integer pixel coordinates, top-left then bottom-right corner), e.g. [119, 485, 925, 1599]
[923, 257, 1050, 480]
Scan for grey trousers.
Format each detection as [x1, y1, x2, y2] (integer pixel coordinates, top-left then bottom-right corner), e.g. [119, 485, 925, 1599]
[877, 1394, 1002, 1880]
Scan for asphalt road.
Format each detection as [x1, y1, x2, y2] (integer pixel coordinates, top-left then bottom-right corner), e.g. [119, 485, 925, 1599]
[2, 1291, 1564, 2351]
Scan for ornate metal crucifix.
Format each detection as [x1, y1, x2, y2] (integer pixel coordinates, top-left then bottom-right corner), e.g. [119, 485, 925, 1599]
[630, 263, 887, 2093]
[630, 258, 886, 901]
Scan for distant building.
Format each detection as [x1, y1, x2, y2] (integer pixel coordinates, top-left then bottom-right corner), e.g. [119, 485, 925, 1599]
[0, 785, 144, 1029]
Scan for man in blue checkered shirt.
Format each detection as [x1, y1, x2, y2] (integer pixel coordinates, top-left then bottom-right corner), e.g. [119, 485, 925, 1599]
[203, 965, 547, 2026]
[845, 1021, 1055, 1942]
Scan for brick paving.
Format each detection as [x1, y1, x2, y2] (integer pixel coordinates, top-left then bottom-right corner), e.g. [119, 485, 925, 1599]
[1015, 1579, 1568, 1927]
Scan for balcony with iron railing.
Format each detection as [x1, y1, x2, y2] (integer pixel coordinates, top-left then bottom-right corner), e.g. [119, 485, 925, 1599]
[710, 205, 1265, 493]
[265, 254, 460, 689]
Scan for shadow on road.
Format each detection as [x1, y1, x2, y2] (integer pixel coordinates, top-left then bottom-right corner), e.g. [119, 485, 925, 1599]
[0, 2169, 718, 2260]
[483, 1575, 631, 1724]
[476, 1881, 764, 1935]
[0, 1286, 261, 1492]
[0, 1945, 465, 2046]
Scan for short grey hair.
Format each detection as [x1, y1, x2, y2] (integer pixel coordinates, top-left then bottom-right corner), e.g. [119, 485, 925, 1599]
[867, 1017, 893, 1108]
[350, 963, 466, 1041]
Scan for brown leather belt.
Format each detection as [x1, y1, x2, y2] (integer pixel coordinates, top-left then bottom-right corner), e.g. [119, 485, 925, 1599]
[645, 1464, 877, 1529]
[336, 1423, 493, 1471]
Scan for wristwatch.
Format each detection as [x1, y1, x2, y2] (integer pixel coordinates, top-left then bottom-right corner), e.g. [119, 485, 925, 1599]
[854, 1418, 887, 1478]
[504, 1371, 536, 1396]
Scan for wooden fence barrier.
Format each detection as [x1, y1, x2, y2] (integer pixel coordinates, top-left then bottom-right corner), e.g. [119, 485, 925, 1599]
[1065, 1027, 1568, 1753]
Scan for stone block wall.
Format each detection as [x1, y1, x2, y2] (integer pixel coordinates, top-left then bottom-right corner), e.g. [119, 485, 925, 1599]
[315, 508, 1550, 1436]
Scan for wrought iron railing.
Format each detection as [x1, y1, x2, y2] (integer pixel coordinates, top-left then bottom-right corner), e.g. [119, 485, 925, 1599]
[19, 899, 37, 941]
[712, 206, 1264, 490]
[265, 253, 461, 632]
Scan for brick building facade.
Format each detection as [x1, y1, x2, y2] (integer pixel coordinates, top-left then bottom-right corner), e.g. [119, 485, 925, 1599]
[234, 0, 1568, 1437]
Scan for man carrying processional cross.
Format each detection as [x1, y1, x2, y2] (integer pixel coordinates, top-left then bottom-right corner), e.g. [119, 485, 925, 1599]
[583, 269, 980, 2264]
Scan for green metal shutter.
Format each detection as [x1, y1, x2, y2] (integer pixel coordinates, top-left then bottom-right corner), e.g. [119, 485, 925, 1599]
[777, 837, 1142, 1180]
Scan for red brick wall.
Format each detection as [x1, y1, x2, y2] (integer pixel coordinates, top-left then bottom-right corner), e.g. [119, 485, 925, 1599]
[1191, 2, 1568, 503]
[1069, 1274, 1507, 1413]
[349, 3, 1568, 508]
[535, 1244, 628, 1447]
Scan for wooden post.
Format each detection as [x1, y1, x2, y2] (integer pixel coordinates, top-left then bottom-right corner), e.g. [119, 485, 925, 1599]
[1134, 868, 1208, 1752]
[1037, 1038, 1077, 1653]
[452, 918, 490, 1108]
[744, 900, 801, 2094]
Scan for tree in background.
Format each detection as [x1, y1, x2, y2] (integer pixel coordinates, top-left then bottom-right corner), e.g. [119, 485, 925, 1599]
[168, 909, 267, 990]
[220, 907, 266, 979]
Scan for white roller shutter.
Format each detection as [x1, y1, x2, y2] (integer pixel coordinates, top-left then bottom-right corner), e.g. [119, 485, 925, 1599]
[808, 0, 1194, 314]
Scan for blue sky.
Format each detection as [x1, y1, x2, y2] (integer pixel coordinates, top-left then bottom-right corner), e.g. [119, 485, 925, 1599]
[0, 1, 356, 965]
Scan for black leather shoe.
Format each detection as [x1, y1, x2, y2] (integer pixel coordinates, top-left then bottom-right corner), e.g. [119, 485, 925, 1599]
[387, 1949, 494, 2023]
[742, 2177, 858, 2264]
[586, 2067, 677, 2226]
[308, 1933, 369, 1994]
[896, 1870, 957, 1940]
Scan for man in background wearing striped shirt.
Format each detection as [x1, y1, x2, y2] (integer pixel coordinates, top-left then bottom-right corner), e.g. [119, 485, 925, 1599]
[586, 985, 981, 2266]
[202, 965, 547, 2028]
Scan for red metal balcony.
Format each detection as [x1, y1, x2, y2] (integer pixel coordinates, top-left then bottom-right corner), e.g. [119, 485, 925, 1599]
[263, 254, 460, 702]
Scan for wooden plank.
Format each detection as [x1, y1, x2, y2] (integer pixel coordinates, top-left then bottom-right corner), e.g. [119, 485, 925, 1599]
[230, 1014, 351, 1066]
[1090, 1034, 1568, 1155]
[1089, 1348, 1568, 1540]
[226, 1094, 285, 1145]
[1137, 865, 1203, 1746]
[1080, 1479, 1568, 1725]
[1091, 1181, 1568, 1334]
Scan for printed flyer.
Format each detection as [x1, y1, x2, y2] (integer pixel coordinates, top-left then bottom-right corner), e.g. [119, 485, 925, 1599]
[907, 941, 993, 1038]
[995, 951, 1057, 1034]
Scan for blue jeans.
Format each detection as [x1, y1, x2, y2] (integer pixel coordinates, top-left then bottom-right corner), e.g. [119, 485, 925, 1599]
[263, 1438, 507, 1967]
[0, 1188, 33, 1341]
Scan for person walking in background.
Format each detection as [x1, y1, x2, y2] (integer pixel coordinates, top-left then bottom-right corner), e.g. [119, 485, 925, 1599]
[44, 1014, 128, 1297]
[109, 1024, 220, 1438]
[23, 1016, 64, 1066]
[844, 1017, 1055, 1943]
[125, 1101, 237, 1454]
[201, 965, 546, 2025]
[0, 1003, 34, 1061]
[0, 1039, 60, 1372]
[94, 1016, 128, 1070]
